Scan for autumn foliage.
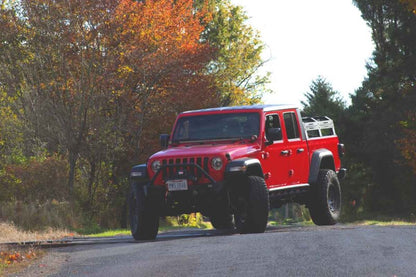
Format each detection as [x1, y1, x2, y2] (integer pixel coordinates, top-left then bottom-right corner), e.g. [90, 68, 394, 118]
[112, 0, 219, 158]
[0, 0, 270, 230]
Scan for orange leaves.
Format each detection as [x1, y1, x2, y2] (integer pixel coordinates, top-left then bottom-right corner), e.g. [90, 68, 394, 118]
[114, 0, 216, 109]
[115, 0, 210, 61]
[0, 249, 37, 266]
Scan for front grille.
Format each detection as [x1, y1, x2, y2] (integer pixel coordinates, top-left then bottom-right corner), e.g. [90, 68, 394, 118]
[162, 157, 210, 180]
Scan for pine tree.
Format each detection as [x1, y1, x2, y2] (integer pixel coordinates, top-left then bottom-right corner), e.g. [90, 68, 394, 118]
[301, 76, 345, 121]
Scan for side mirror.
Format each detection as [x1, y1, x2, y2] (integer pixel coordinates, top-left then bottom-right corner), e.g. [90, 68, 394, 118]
[160, 134, 169, 149]
[266, 128, 282, 143]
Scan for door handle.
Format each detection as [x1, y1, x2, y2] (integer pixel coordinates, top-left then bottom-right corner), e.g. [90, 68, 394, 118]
[281, 150, 290, 156]
[297, 148, 305, 153]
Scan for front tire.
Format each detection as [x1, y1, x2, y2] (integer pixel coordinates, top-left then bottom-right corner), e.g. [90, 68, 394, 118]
[210, 211, 233, 230]
[235, 176, 269, 233]
[129, 183, 159, 240]
[308, 169, 341, 225]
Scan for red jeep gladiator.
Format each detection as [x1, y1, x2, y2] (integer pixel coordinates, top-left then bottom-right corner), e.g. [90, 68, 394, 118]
[129, 104, 346, 240]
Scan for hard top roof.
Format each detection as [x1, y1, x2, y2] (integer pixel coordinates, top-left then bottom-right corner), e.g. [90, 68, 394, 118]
[180, 104, 299, 115]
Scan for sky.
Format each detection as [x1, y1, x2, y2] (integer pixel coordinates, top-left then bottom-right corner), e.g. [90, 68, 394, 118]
[231, 0, 375, 107]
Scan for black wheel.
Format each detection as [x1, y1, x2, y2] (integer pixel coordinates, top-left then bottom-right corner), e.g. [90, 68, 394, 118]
[129, 183, 159, 240]
[235, 176, 269, 234]
[308, 169, 341, 225]
[210, 210, 233, 230]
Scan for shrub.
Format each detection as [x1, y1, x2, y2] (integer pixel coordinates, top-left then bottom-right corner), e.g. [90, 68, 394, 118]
[0, 200, 79, 231]
[0, 155, 68, 202]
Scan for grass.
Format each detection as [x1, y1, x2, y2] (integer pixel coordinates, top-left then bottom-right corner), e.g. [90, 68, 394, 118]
[0, 221, 73, 276]
[0, 222, 74, 244]
[86, 219, 214, 238]
[86, 229, 131, 237]
[353, 220, 416, 226]
[268, 219, 315, 227]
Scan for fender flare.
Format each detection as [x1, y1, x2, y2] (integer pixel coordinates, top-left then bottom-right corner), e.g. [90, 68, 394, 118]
[130, 164, 149, 182]
[309, 149, 335, 185]
[225, 158, 264, 178]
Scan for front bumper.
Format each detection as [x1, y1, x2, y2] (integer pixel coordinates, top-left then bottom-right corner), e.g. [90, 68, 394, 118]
[132, 163, 225, 215]
[149, 162, 224, 193]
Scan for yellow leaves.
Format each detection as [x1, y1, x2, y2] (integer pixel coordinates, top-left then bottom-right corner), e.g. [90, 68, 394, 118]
[117, 65, 134, 79]
[118, 65, 133, 73]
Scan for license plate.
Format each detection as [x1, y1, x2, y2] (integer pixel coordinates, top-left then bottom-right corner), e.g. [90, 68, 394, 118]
[167, 179, 188, 191]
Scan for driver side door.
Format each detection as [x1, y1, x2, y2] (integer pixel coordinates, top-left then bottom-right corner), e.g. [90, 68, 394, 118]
[262, 113, 289, 189]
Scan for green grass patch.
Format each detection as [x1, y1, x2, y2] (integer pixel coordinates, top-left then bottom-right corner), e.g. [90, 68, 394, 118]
[85, 215, 213, 238]
[86, 229, 131, 237]
[268, 219, 314, 227]
[353, 220, 416, 226]
[85, 224, 213, 238]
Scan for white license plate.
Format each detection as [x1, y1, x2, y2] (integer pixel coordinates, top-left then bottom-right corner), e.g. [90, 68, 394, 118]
[167, 179, 188, 191]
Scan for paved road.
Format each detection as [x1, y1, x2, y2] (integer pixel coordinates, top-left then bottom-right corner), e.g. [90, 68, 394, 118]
[16, 225, 416, 277]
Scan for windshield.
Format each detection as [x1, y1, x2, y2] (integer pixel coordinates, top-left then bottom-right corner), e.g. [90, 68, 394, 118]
[172, 112, 260, 142]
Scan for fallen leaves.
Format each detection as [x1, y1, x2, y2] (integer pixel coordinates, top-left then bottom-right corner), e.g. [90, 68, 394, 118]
[0, 249, 37, 265]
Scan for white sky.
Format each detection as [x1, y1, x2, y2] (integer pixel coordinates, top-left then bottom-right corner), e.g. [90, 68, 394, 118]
[231, 0, 375, 107]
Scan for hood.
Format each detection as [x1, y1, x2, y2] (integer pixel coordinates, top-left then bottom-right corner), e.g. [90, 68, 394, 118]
[149, 142, 261, 162]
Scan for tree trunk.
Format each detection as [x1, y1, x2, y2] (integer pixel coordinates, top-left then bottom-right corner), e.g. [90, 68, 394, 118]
[68, 151, 78, 197]
[88, 161, 96, 208]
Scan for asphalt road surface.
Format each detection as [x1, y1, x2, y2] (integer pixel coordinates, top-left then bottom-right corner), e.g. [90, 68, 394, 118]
[15, 225, 416, 277]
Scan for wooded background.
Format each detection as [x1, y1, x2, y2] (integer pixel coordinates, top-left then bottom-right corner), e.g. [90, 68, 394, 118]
[0, 0, 415, 231]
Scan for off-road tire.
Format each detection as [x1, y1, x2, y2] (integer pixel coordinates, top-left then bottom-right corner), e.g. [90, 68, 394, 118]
[210, 211, 234, 230]
[209, 195, 233, 230]
[308, 169, 341, 225]
[236, 176, 269, 234]
[129, 183, 159, 240]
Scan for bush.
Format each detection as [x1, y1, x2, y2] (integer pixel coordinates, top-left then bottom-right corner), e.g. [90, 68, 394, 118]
[0, 155, 68, 202]
[0, 200, 79, 231]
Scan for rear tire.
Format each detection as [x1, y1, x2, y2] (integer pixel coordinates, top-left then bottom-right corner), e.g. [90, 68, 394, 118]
[308, 169, 341, 225]
[129, 183, 159, 240]
[235, 176, 269, 233]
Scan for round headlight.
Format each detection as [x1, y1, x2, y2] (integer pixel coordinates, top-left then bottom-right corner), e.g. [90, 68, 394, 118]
[211, 157, 223, 171]
[151, 160, 161, 173]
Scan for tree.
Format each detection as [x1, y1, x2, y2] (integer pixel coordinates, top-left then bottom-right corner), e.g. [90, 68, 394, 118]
[17, 0, 121, 196]
[397, 112, 416, 175]
[112, 0, 218, 161]
[348, 0, 416, 214]
[199, 0, 271, 106]
[0, 0, 273, 228]
[301, 76, 346, 121]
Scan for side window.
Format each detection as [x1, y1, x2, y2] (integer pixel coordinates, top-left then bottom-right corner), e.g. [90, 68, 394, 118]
[283, 112, 300, 139]
[265, 114, 282, 142]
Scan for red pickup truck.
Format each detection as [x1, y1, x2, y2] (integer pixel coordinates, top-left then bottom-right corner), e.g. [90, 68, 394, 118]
[129, 104, 346, 240]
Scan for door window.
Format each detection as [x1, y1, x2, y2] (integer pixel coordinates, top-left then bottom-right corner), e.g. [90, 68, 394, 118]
[265, 114, 282, 142]
[283, 112, 300, 140]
